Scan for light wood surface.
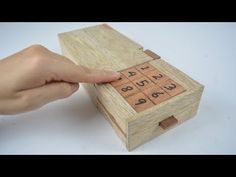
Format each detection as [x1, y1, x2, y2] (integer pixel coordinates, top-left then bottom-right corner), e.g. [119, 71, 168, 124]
[58, 24, 204, 151]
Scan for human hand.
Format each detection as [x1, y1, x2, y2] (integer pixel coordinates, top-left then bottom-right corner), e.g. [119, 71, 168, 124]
[0, 45, 121, 115]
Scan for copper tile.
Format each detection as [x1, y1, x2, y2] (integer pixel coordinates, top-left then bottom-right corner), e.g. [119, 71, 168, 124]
[143, 85, 171, 105]
[135, 62, 156, 74]
[110, 73, 129, 87]
[121, 68, 143, 81]
[115, 82, 140, 98]
[159, 79, 186, 97]
[126, 92, 155, 112]
[132, 76, 155, 91]
[145, 69, 170, 85]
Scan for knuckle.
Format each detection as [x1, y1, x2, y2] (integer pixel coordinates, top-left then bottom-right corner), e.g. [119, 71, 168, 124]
[28, 44, 47, 53]
[26, 45, 49, 70]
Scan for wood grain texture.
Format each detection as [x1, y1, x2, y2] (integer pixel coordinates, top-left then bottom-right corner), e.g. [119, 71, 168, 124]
[126, 59, 203, 150]
[58, 24, 204, 151]
[58, 24, 153, 71]
[128, 100, 202, 150]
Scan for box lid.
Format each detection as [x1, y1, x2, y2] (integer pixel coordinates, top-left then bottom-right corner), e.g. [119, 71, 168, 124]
[58, 24, 154, 71]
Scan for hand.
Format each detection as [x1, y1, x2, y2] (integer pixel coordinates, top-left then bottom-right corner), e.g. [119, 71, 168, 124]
[0, 45, 121, 115]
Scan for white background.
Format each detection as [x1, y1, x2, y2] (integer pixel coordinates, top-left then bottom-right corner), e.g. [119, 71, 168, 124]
[0, 23, 235, 154]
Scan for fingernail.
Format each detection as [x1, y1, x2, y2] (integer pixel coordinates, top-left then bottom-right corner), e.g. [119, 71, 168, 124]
[110, 71, 121, 78]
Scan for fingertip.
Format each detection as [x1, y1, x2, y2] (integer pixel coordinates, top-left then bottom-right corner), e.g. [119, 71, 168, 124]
[110, 71, 121, 79]
[101, 71, 121, 83]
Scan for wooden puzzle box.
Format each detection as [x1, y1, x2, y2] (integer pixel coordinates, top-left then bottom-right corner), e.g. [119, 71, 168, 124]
[58, 24, 204, 151]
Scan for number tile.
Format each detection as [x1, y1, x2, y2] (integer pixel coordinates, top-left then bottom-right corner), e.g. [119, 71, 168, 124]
[159, 79, 186, 97]
[110, 73, 129, 87]
[135, 62, 156, 74]
[145, 69, 170, 85]
[132, 76, 155, 91]
[115, 82, 140, 98]
[121, 68, 143, 81]
[143, 85, 171, 105]
[126, 92, 155, 112]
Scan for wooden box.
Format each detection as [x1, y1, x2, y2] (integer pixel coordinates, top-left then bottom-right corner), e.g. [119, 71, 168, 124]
[58, 24, 204, 151]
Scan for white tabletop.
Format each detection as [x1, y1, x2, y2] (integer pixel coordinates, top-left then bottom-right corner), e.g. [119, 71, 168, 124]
[0, 22, 235, 154]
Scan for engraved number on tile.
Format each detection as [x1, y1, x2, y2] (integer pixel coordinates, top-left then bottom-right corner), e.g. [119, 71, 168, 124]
[128, 71, 136, 77]
[152, 74, 163, 80]
[135, 98, 147, 105]
[136, 80, 149, 87]
[164, 83, 176, 90]
[121, 86, 133, 92]
[152, 91, 164, 98]
[140, 66, 149, 70]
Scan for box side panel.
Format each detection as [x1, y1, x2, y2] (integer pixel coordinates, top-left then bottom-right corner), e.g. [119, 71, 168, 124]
[126, 59, 204, 150]
[128, 90, 203, 150]
[97, 99, 127, 146]
[82, 83, 98, 107]
[95, 84, 137, 132]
